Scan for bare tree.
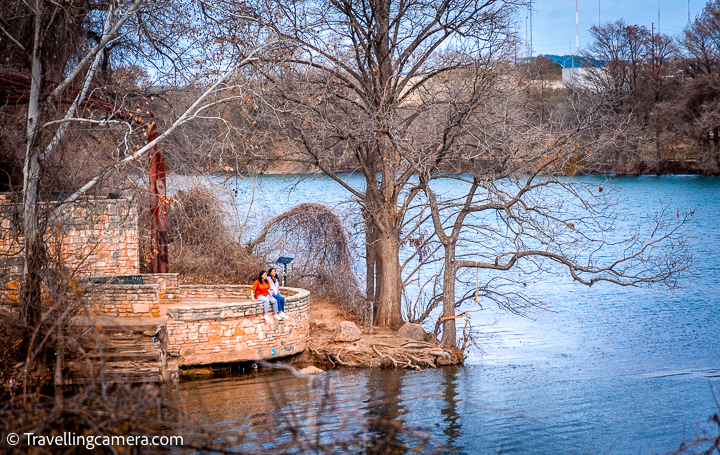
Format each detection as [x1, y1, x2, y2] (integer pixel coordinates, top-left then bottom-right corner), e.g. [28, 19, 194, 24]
[414, 75, 690, 347]
[0, 0, 280, 336]
[4, 0, 145, 328]
[666, 0, 720, 154]
[201, 0, 520, 329]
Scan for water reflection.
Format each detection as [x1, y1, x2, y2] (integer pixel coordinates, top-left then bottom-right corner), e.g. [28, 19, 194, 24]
[179, 368, 473, 452]
[176, 175, 720, 454]
[363, 368, 407, 448]
[440, 367, 462, 449]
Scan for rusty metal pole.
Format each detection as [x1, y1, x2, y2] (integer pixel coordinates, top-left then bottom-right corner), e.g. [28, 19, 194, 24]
[149, 122, 168, 273]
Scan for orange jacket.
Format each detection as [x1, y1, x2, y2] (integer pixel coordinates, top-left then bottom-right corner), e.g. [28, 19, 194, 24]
[252, 279, 270, 299]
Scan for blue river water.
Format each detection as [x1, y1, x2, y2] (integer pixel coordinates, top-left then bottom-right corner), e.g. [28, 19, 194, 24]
[179, 175, 719, 454]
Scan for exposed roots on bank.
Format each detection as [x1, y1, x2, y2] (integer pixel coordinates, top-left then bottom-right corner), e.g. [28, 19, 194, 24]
[310, 340, 459, 369]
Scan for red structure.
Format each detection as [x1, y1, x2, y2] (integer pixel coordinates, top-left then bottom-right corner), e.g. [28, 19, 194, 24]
[148, 123, 168, 273]
[0, 70, 169, 273]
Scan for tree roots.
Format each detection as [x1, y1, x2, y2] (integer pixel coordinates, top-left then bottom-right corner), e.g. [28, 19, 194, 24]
[310, 342, 456, 370]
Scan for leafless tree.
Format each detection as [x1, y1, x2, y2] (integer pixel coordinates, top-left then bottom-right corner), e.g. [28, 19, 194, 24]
[578, 20, 680, 172]
[402, 65, 691, 347]
[0, 0, 282, 331]
[665, 0, 720, 154]
[199, 0, 521, 329]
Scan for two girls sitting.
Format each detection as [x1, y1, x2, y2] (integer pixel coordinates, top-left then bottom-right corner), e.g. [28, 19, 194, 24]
[250, 268, 287, 322]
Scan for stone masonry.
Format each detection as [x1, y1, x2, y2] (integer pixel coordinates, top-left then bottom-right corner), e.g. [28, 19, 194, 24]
[86, 283, 161, 317]
[0, 193, 311, 368]
[0, 195, 139, 304]
[167, 285, 310, 366]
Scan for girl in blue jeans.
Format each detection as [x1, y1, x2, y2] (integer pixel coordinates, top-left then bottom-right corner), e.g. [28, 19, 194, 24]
[268, 268, 287, 320]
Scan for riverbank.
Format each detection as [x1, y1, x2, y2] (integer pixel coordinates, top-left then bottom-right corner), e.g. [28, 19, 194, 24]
[180, 296, 461, 377]
[294, 297, 462, 370]
[190, 156, 720, 177]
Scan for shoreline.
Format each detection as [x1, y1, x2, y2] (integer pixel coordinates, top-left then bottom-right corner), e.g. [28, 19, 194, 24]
[180, 296, 461, 377]
[169, 169, 720, 178]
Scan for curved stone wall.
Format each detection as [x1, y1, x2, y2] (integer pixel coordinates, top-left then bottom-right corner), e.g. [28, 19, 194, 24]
[166, 285, 309, 366]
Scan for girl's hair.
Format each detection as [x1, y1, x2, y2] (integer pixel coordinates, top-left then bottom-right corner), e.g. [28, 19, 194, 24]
[257, 270, 267, 283]
[268, 267, 278, 283]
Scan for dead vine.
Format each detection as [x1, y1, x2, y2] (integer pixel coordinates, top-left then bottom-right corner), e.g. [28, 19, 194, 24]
[249, 203, 364, 314]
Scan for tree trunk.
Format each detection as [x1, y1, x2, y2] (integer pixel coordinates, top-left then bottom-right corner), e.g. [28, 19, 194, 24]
[22, 1, 44, 329]
[364, 215, 377, 326]
[374, 229, 403, 329]
[440, 253, 457, 347]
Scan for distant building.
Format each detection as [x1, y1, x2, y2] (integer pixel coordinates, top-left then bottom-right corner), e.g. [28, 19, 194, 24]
[511, 54, 604, 89]
[562, 67, 596, 88]
[538, 54, 604, 89]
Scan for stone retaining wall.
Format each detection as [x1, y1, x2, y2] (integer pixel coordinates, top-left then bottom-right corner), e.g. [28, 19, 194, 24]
[0, 196, 139, 304]
[81, 273, 178, 317]
[179, 284, 256, 300]
[139, 273, 179, 303]
[166, 286, 309, 366]
[87, 284, 160, 317]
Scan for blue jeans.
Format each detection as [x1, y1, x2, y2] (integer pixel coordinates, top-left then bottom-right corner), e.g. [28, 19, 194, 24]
[272, 294, 285, 312]
[258, 294, 278, 313]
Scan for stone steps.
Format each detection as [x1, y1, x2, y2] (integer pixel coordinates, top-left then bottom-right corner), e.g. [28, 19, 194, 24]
[67, 317, 175, 384]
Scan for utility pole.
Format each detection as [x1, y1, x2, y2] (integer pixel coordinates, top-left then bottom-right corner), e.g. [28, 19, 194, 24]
[525, 13, 528, 58]
[652, 23, 655, 67]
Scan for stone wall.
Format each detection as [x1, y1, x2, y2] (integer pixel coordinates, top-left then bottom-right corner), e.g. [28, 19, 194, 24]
[82, 273, 178, 317]
[166, 286, 310, 366]
[0, 196, 139, 303]
[178, 285, 254, 300]
[86, 284, 160, 317]
[140, 273, 179, 303]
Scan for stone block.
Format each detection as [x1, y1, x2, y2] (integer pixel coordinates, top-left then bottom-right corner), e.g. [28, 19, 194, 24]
[240, 318, 253, 327]
[331, 321, 361, 342]
[131, 303, 150, 314]
[398, 323, 428, 342]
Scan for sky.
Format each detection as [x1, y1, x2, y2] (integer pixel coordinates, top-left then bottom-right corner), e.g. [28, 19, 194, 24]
[523, 0, 713, 56]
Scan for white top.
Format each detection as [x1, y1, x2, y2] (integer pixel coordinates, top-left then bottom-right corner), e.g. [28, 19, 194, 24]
[268, 276, 281, 294]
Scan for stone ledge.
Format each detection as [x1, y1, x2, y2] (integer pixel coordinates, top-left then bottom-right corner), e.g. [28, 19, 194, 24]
[165, 287, 310, 367]
[168, 287, 309, 321]
[177, 342, 308, 366]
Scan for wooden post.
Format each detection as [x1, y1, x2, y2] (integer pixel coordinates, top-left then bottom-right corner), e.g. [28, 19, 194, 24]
[149, 122, 168, 273]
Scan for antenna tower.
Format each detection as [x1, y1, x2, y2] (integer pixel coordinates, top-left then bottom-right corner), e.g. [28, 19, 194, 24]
[529, 1, 533, 57]
[576, 0, 579, 55]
